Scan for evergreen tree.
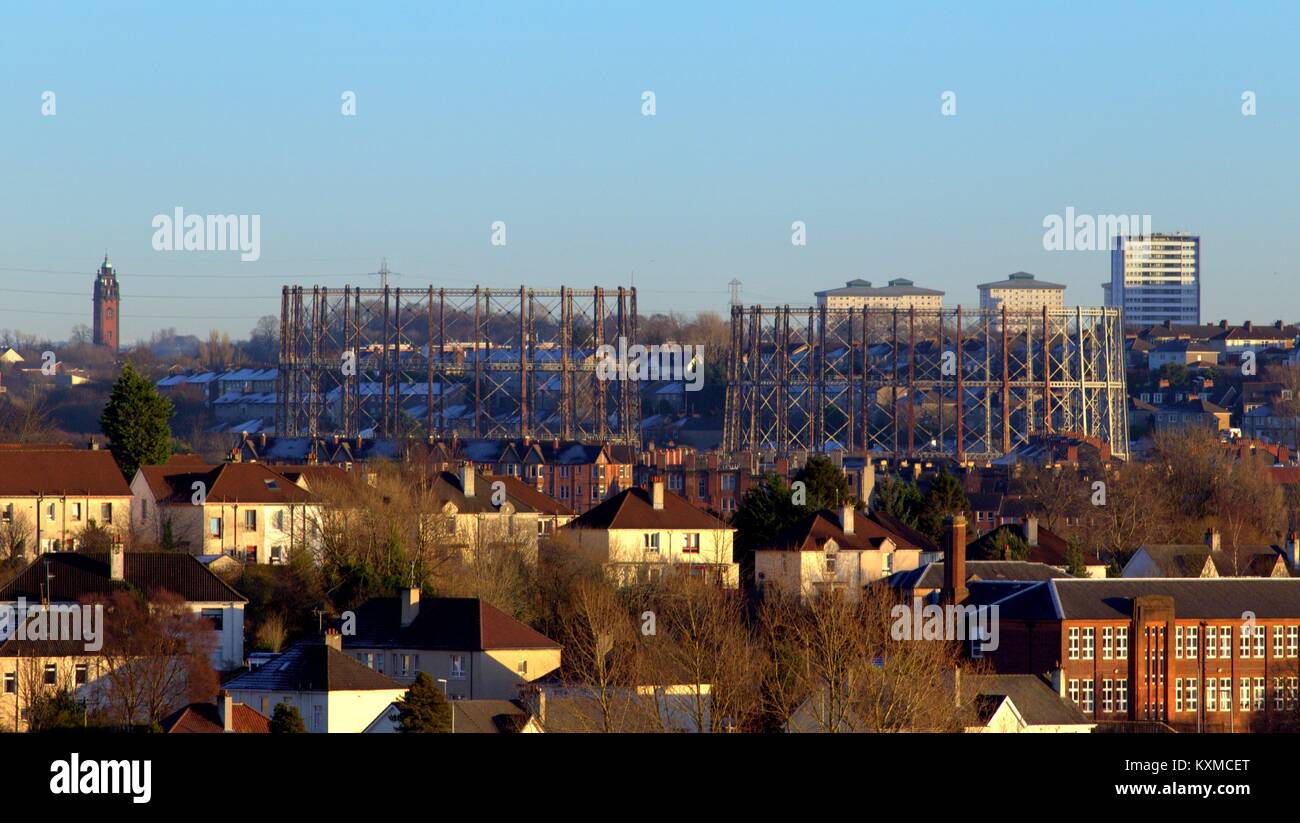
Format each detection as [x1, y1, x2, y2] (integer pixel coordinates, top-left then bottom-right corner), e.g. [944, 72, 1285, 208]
[919, 469, 970, 543]
[269, 702, 307, 733]
[874, 475, 924, 528]
[100, 361, 174, 480]
[29, 688, 86, 731]
[396, 672, 452, 733]
[794, 455, 853, 511]
[1064, 536, 1089, 577]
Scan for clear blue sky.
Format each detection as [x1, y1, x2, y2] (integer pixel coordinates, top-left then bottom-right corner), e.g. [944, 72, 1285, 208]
[2, 0, 1298, 344]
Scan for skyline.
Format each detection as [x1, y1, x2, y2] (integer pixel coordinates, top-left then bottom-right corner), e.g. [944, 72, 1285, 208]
[3, 1, 1300, 342]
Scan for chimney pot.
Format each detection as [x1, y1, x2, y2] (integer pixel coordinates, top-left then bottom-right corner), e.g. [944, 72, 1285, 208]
[652, 477, 665, 510]
[1025, 516, 1039, 547]
[323, 628, 342, 651]
[460, 462, 475, 497]
[219, 689, 233, 732]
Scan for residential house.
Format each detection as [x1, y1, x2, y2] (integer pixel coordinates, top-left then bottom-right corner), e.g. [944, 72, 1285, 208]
[1123, 529, 1294, 579]
[131, 459, 322, 564]
[562, 479, 739, 588]
[0, 445, 131, 555]
[343, 590, 561, 700]
[753, 506, 924, 601]
[365, 698, 542, 733]
[223, 633, 407, 733]
[960, 673, 1094, 733]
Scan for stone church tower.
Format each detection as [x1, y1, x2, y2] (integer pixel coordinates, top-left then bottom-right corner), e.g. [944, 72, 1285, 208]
[93, 254, 120, 352]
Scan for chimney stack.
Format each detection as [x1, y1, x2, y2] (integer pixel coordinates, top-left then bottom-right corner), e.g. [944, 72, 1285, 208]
[323, 628, 342, 651]
[460, 462, 475, 497]
[400, 586, 421, 628]
[109, 540, 125, 581]
[942, 514, 968, 605]
[1025, 516, 1039, 547]
[219, 689, 234, 732]
[861, 463, 876, 511]
[1205, 527, 1221, 552]
[651, 477, 665, 510]
[840, 505, 854, 536]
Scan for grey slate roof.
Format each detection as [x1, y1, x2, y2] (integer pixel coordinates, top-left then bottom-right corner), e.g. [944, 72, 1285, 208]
[998, 578, 1300, 621]
[887, 560, 1071, 591]
[964, 674, 1089, 727]
[224, 642, 402, 692]
[0, 552, 247, 604]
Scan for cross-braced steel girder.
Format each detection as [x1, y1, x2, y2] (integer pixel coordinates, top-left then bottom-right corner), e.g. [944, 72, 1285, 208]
[278, 285, 640, 443]
[723, 304, 1128, 460]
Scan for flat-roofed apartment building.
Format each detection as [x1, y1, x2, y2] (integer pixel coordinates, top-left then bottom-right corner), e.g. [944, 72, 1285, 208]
[988, 578, 1300, 732]
[977, 272, 1066, 315]
[1109, 234, 1201, 327]
[815, 278, 944, 311]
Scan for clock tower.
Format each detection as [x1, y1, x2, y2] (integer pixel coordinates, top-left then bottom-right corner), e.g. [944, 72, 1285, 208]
[93, 255, 120, 352]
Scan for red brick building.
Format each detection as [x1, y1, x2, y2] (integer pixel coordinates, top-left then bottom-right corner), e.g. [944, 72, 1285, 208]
[990, 578, 1300, 731]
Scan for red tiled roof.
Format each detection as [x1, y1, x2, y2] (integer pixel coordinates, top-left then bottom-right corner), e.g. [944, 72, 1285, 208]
[163, 702, 271, 733]
[147, 462, 316, 504]
[491, 475, 574, 516]
[567, 486, 728, 531]
[0, 449, 130, 496]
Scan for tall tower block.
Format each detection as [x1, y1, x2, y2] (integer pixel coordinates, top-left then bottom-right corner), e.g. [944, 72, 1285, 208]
[93, 255, 120, 352]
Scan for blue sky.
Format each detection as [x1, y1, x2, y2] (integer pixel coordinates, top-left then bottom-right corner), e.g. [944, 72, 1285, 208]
[2, 0, 1298, 343]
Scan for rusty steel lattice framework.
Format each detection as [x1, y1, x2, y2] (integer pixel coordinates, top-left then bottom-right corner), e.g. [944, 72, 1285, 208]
[724, 305, 1129, 460]
[278, 285, 640, 443]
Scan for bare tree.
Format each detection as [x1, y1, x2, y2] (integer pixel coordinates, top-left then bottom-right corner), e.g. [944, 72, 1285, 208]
[0, 511, 35, 562]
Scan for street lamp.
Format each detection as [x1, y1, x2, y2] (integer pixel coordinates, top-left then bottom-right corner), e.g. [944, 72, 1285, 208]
[437, 678, 453, 734]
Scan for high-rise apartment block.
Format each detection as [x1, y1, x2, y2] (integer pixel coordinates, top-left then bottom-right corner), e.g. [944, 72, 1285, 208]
[1109, 234, 1200, 327]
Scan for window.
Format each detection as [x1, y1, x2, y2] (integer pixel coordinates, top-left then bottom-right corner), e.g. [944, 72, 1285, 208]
[1219, 679, 1231, 711]
[209, 517, 222, 537]
[1175, 626, 1183, 658]
[1207, 678, 1218, 712]
[1102, 680, 1113, 712]
[450, 654, 465, 679]
[1102, 627, 1113, 660]
[721, 474, 736, 491]
[1068, 679, 1080, 706]
[1276, 678, 1285, 711]
[1175, 678, 1183, 712]
[1116, 627, 1128, 659]
[1241, 626, 1252, 658]
[1289, 678, 1299, 711]
[517, 659, 528, 675]
[44, 663, 57, 685]
[274, 510, 285, 530]
[1276, 626, 1285, 658]
[824, 553, 837, 574]
[1186, 626, 1198, 660]
[245, 510, 257, 530]
[683, 533, 700, 554]
[47, 503, 56, 521]
[1206, 626, 1218, 659]
[1081, 679, 1094, 713]
[3, 672, 14, 694]
[71, 502, 82, 521]
[1068, 628, 1080, 660]
[201, 608, 224, 631]
[643, 533, 660, 551]
[1240, 678, 1251, 711]
[0, 503, 10, 522]
[1254, 626, 1265, 658]
[1253, 677, 1265, 710]
[1289, 626, 1299, 658]
[75, 663, 89, 686]
[1220, 626, 1231, 659]
[1082, 628, 1095, 660]
[1116, 680, 1128, 712]
[1185, 678, 1198, 713]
